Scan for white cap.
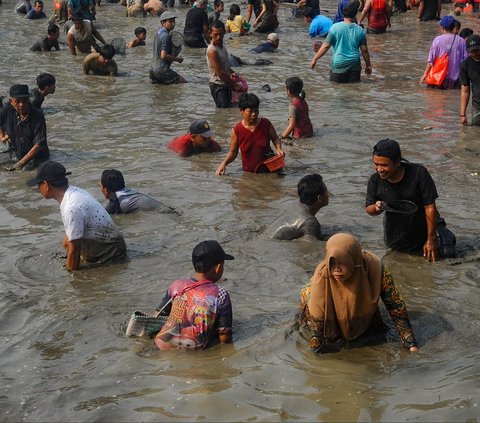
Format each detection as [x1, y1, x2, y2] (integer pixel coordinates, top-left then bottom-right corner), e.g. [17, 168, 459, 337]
[267, 33, 279, 42]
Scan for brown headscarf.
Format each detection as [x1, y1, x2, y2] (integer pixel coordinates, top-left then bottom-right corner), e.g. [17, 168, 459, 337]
[307, 233, 382, 340]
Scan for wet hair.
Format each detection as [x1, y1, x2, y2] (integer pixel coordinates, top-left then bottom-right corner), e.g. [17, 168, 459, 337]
[72, 10, 84, 21]
[238, 93, 260, 110]
[460, 28, 474, 39]
[228, 4, 240, 20]
[210, 19, 225, 31]
[343, 1, 360, 18]
[47, 23, 59, 35]
[285, 77, 306, 99]
[453, 19, 461, 31]
[36, 73, 56, 90]
[134, 26, 146, 37]
[34, 0, 43, 6]
[101, 169, 125, 192]
[99, 44, 116, 59]
[297, 174, 326, 206]
[303, 6, 316, 19]
[214, 0, 223, 7]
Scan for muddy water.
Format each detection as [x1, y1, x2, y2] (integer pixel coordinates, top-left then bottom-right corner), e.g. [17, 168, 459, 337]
[1, 1, 479, 421]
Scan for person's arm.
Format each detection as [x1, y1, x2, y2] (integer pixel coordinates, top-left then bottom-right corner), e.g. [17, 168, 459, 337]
[268, 121, 283, 155]
[246, 2, 253, 22]
[296, 0, 307, 6]
[436, 0, 441, 18]
[92, 24, 106, 45]
[365, 201, 384, 216]
[14, 144, 41, 170]
[215, 128, 239, 175]
[419, 62, 433, 85]
[253, 3, 267, 27]
[365, 175, 383, 215]
[160, 48, 183, 63]
[380, 265, 418, 352]
[358, 0, 372, 24]
[82, 57, 90, 74]
[65, 238, 82, 271]
[417, 0, 424, 19]
[360, 43, 372, 75]
[423, 202, 438, 262]
[0, 127, 9, 143]
[282, 116, 296, 139]
[67, 32, 76, 55]
[309, 41, 331, 69]
[217, 292, 233, 344]
[460, 84, 470, 125]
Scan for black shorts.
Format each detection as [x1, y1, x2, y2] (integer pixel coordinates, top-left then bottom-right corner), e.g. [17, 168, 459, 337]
[149, 68, 181, 85]
[329, 70, 361, 83]
[183, 34, 207, 48]
[209, 83, 232, 108]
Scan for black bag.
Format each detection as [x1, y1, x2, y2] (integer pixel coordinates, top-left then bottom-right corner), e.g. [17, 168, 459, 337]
[437, 216, 456, 258]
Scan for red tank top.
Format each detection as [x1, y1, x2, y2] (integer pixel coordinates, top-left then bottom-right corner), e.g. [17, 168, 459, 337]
[234, 118, 275, 173]
[368, 0, 388, 32]
[292, 97, 313, 139]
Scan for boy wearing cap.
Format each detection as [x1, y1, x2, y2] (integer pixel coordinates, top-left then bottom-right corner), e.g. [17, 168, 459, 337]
[27, 161, 127, 271]
[100, 169, 176, 214]
[250, 33, 280, 53]
[365, 139, 455, 262]
[0, 84, 49, 170]
[154, 240, 233, 350]
[460, 34, 480, 126]
[167, 119, 221, 157]
[150, 11, 186, 84]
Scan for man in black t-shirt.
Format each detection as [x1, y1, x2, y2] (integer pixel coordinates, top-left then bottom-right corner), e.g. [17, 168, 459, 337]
[417, 0, 440, 21]
[183, 0, 210, 48]
[365, 139, 442, 261]
[460, 34, 480, 126]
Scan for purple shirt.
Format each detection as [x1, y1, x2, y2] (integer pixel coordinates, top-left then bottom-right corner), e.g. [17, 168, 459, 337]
[427, 33, 467, 89]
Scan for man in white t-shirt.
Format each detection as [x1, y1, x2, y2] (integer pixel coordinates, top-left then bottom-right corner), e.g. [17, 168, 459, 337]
[27, 161, 127, 271]
[67, 11, 106, 55]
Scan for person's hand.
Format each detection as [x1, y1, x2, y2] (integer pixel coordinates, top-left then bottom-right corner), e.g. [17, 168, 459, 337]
[215, 164, 226, 176]
[0, 134, 10, 143]
[365, 65, 372, 75]
[13, 161, 23, 170]
[423, 238, 437, 262]
[409, 346, 418, 352]
[419, 74, 426, 85]
[176, 56, 184, 63]
[374, 200, 384, 213]
[460, 115, 468, 125]
[309, 59, 317, 70]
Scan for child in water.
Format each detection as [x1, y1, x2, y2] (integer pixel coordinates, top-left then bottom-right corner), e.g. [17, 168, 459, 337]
[127, 27, 147, 48]
[226, 4, 250, 35]
[281, 77, 313, 140]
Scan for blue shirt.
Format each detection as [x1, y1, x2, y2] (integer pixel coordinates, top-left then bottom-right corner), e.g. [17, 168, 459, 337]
[325, 21, 366, 72]
[309, 15, 333, 37]
[333, 0, 350, 23]
[251, 41, 277, 53]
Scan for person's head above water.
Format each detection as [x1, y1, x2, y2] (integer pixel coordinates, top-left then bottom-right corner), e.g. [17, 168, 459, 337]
[189, 118, 214, 148]
[297, 174, 328, 213]
[210, 19, 225, 46]
[100, 169, 125, 197]
[303, 6, 316, 22]
[372, 139, 404, 181]
[267, 32, 279, 48]
[343, 0, 360, 19]
[228, 3, 240, 20]
[192, 240, 234, 280]
[238, 92, 260, 111]
[26, 161, 71, 199]
[9, 84, 31, 116]
[438, 15, 456, 32]
[99, 44, 116, 62]
[372, 138, 401, 163]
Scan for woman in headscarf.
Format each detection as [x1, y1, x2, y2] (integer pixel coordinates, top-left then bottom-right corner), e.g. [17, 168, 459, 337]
[299, 233, 418, 353]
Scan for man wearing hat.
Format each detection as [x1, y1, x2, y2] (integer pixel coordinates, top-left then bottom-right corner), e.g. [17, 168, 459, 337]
[27, 161, 127, 271]
[150, 11, 186, 84]
[167, 118, 221, 157]
[250, 33, 280, 53]
[154, 240, 234, 350]
[460, 34, 480, 126]
[0, 84, 49, 170]
[365, 139, 455, 262]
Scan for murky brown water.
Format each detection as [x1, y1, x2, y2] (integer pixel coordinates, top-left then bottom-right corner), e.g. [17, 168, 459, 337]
[1, 1, 480, 421]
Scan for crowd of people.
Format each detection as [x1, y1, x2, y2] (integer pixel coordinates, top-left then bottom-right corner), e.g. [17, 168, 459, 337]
[1, 0, 475, 354]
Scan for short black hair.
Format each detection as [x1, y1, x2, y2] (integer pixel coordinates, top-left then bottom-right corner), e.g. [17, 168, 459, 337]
[303, 6, 316, 19]
[453, 19, 461, 30]
[459, 28, 474, 39]
[47, 23, 59, 35]
[210, 19, 225, 31]
[134, 26, 146, 36]
[99, 44, 116, 59]
[72, 10, 84, 21]
[238, 93, 260, 110]
[229, 3, 240, 20]
[285, 76, 304, 97]
[36, 73, 56, 90]
[297, 174, 326, 206]
[34, 0, 43, 5]
[214, 0, 224, 6]
[192, 259, 219, 273]
[343, 0, 359, 18]
[101, 169, 125, 192]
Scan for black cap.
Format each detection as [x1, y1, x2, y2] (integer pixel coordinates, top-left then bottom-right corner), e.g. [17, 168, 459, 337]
[10, 84, 31, 99]
[26, 161, 72, 186]
[192, 240, 234, 271]
[189, 119, 214, 137]
[466, 34, 480, 52]
[372, 139, 401, 162]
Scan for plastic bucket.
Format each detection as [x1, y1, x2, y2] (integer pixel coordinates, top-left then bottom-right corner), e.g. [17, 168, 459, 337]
[263, 153, 285, 172]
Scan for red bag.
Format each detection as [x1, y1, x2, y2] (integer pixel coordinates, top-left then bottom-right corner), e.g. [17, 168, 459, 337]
[425, 52, 449, 86]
